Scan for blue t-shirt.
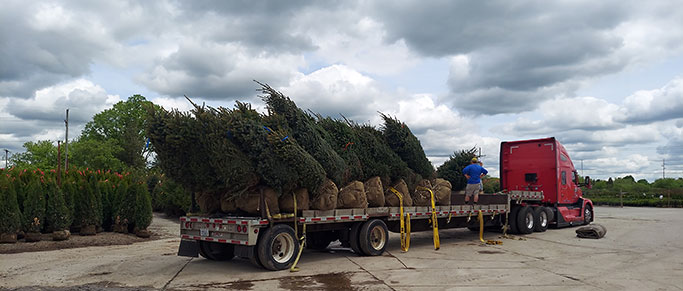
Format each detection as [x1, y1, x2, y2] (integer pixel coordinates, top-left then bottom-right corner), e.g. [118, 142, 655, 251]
[462, 164, 488, 184]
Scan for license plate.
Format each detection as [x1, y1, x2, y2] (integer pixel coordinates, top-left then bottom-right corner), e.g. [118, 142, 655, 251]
[200, 228, 209, 237]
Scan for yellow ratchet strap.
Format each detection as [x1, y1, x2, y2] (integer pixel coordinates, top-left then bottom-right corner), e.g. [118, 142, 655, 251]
[290, 193, 306, 272]
[389, 187, 411, 252]
[264, 199, 273, 227]
[478, 210, 503, 245]
[501, 208, 512, 239]
[418, 186, 440, 250]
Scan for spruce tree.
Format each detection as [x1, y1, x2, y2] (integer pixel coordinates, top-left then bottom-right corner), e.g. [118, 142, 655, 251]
[45, 179, 71, 231]
[73, 174, 98, 228]
[0, 178, 22, 236]
[260, 84, 350, 186]
[380, 113, 435, 179]
[133, 182, 153, 230]
[22, 179, 46, 233]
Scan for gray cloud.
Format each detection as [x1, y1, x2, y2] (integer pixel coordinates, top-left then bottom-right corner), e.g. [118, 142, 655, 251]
[618, 78, 683, 124]
[0, 2, 111, 98]
[139, 42, 300, 99]
[176, 1, 327, 53]
[9, 90, 108, 123]
[371, 1, 627, 57]
[369, 1, 683, 115]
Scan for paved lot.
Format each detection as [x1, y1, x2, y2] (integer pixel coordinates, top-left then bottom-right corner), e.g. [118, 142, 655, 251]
[2, 206, 683, 290]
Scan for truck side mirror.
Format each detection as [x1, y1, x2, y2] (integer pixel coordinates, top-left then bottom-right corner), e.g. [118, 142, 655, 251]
[584, 176, 592, 189]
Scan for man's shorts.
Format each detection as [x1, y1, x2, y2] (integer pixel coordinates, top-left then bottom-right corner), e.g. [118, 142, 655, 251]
[465, 183, 480, 197]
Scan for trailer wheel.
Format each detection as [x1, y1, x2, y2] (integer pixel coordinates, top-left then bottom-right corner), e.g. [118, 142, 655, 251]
[583, 204, 593, 225]
[249, 231, 264, 269]
[257, 224, 300, 271]
[533, 207, 548, 232]
[508, 205, 521, 234]
[517, 206, 534, 234]
[249, 246, 264, 269]
[198, 241, 235, 261]
[348, 222, 363, 255]
[359, 219, 388, 256]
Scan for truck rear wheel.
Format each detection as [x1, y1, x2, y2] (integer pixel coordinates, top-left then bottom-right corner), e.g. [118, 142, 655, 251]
[533, 207, 548, 232]
[508, 205, 521, 234]
[359, 219, 388, 256]
[517, 206, 534, 234]
[257, 224, 300, 271]
[198, 241, 235, 261]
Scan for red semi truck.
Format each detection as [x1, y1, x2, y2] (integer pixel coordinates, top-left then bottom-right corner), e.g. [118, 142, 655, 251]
[500, 137, 593, 234]
[177, 137, 592, 270]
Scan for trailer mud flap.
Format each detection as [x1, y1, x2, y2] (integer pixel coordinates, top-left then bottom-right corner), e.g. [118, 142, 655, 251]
[178, 239, 199, 257]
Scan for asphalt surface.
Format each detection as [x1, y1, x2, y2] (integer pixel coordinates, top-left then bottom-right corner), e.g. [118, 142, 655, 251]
[1, 207, 682, 290]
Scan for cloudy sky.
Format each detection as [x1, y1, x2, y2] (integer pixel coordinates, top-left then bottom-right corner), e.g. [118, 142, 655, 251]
[2, 0, 682, 182]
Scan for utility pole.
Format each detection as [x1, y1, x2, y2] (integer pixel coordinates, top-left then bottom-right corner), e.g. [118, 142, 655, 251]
[64, 109, 69, 169]
[478, 147, 481, 158]
[57, 141, 61, 187]
[3, 149, 8, 168]
[581, 159, 584, 176]
[662, 159, 665, 179]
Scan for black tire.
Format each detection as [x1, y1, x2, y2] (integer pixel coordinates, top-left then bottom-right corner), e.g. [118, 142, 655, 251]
[517, 206, 534, 234]
[249, 246, 264, 269]
[198, 241, 235, 261]
[544, 207, 555, 224]
[533, 207, 549, 232]
[508, 205, 521, 234]
[583, 204, 593, 225]
[359, 219, 388, 256]
[257, 224, 300, 271]
[306, 231, 336, 250]
[349, 222, 363, 255]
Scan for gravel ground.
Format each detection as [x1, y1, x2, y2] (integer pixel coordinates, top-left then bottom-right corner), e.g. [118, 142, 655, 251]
[0, 214, 177, 255]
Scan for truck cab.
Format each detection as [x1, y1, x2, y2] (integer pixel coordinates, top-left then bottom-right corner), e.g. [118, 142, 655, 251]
[500, 137, 593, 230]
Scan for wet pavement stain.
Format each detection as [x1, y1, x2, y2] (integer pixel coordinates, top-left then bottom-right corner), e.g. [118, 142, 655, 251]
[478, 250, 504, 254]
[222, 281, 254, 290]
[279, 272, 354, 291]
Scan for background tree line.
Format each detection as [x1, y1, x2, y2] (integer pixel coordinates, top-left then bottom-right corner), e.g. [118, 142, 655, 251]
[5, 95, 681, 211]
[10, 95, 154, 172]
[584, 175, 683, 207]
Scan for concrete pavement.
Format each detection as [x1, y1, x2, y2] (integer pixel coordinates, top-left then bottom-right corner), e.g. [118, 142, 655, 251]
[1, 207, 682, 290]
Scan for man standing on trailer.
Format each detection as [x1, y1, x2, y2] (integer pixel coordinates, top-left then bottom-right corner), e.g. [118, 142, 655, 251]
[463, 157, 488, 205]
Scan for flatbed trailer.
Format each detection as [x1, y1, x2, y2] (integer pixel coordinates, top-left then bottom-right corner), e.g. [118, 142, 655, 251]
[177, 137, 593, 270]
[177, 191, 543, 270]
